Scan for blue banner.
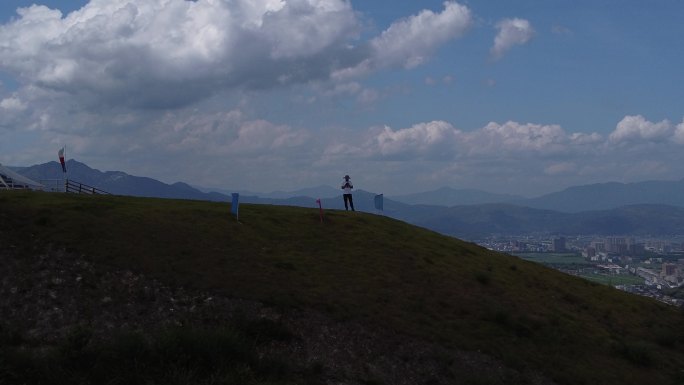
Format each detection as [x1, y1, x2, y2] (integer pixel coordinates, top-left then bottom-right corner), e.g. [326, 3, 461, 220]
[231, 193, 239, 218]
[374, 193, 383, 211]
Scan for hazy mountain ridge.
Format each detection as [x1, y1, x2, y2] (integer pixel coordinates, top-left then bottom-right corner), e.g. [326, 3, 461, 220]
[521, 179, 684, 212]
[389, 187, 523, 206]
[416, 203, 684, 238]
[14, 160, 684, 237]
[16, 160, 229, 202]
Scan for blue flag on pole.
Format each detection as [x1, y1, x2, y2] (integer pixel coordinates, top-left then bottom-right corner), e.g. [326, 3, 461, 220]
[374, 193, 383, 211]
[231, 193, 239, 219]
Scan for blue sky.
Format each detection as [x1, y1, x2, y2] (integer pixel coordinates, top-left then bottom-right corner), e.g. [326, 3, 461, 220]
[1, 1, 683, 196]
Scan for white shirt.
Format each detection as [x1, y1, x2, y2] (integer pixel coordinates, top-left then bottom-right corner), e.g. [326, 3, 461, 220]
[341, 179, 353, 194]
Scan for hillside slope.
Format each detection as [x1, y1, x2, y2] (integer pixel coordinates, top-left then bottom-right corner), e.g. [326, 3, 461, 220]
[1, 191, 683, 385]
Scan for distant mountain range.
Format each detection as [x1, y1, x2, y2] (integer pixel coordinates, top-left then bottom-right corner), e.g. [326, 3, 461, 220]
[520, 180, 684, 212]
[13, 160, 684, 238]
[388, 180, 684, 212]
[15, 160, 228, 201]
[414, 203, 684, 238]
[390, 187, 522, 206]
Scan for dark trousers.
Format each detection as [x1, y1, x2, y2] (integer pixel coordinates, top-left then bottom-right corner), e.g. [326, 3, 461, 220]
[343, 194, 354, 211]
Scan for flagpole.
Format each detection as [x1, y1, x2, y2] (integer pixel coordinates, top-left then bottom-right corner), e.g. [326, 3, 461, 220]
[64, 145, 67, 191]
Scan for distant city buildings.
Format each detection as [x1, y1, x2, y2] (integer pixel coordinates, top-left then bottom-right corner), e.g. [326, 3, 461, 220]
[475, 234, 684, 306]
[553, 237, 566, 252]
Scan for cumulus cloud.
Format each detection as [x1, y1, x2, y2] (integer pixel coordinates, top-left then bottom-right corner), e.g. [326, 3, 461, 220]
[327, 119, 601, 162]
[371, 120, 461, 160]
[369, 1, 471, 69]
[0, 0, 362, 109]
[318, 115, 684, 195]
[473, 121, 568, 154]
[324, 116, 684, 174]
[0, 0, 474, 110]
[674, 120, 684, 144]
[332, 1, 472, 79]
[490, 18, 535, 60]
[609, 115, 673, 144]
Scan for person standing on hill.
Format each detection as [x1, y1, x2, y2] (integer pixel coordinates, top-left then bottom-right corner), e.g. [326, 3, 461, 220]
[341, 175, 355, 211]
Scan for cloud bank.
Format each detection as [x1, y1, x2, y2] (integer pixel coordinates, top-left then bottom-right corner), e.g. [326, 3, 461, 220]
[1, 1, 683, 196]
[0, 0, 363, 108]
[321, 115, 684, 194]
[0, 0, 474, 109]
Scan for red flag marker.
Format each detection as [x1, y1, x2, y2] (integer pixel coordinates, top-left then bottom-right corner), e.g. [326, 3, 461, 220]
[316, 198, 323, 223]
[58, 147, 66, 173]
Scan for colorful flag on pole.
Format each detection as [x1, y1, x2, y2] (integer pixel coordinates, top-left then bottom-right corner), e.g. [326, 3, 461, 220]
[374, 193, 384, 211]
[231, 193, 239, 220]
[58, 147, 66, 173]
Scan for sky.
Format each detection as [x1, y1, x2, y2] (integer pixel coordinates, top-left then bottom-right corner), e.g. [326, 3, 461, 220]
[1, 0, 683, 197]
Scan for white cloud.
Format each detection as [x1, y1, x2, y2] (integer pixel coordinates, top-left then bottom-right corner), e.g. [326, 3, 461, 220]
[0, 1, 474, 111]
[0, 0, 362, 109]
[369, 1, 471, 69]
[674, 120, 684, 144]
[331, 1, 472, 80]
[3, 2, 682, 196]
[330, 120, 597, 162]
[569, 132, 603, 145]
[0, 96, 27, 111]
[322, 116, 684, 195]
[467, 121, 571, 156]
[609, 115, 673, 144]
[490, 18, 535, 60]
[371, 121, 460, 159]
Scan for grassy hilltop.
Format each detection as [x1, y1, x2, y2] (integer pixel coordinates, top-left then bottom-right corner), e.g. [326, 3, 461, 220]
[1, 191, 683, 384]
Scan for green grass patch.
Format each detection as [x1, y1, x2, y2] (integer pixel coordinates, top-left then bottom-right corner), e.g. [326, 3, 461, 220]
[581, 273, 645, 286]
[514, 252, 587, 265]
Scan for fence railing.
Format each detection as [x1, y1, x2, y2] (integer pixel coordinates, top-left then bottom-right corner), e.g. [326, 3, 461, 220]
[65, 179, 110, 195]
[39, 179, 64, 192]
